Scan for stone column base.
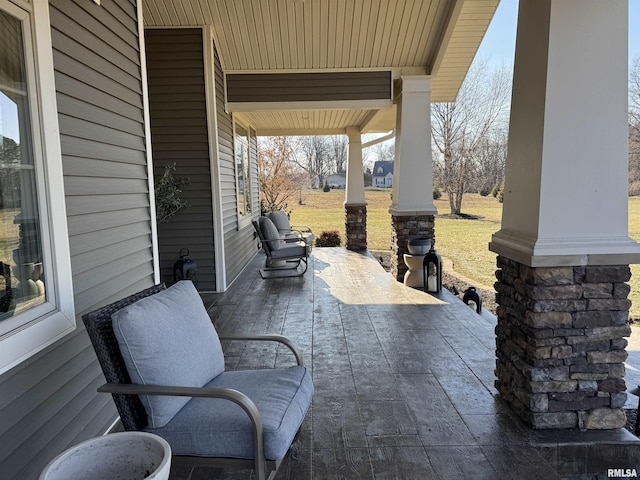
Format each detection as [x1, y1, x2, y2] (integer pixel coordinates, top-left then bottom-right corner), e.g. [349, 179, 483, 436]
[345, 205, 367, 251]
[494, 256, 631, 430]
[390, 214, 435, 281]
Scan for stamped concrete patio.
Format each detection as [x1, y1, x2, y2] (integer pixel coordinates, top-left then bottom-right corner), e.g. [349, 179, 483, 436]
[172, 248, 640, 480]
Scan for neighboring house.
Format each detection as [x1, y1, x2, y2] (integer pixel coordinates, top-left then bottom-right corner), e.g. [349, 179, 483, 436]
[372, 161, 394, 188]
[326, 173, 346, 189]
[0, 1, 635, 478]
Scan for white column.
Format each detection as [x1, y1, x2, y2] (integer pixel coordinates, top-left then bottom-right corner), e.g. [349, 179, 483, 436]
[345, 127, 366, 206]
[389, 75, 437, 216]
[490, 0, 640, 266]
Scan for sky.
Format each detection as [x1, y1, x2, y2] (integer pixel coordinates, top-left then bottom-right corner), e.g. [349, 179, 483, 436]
[476, 0, 640, 68]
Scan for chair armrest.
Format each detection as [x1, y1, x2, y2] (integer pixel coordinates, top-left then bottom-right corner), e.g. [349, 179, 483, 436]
[290, 225, 312, 233]
[97, 383, 266, 477]
[219, 334, 304, 366]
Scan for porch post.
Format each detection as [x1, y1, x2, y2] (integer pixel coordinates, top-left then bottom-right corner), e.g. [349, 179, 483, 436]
[389, 76, 437, 281]
[345, 127, 367, 251]
[490, 0, 640, 429]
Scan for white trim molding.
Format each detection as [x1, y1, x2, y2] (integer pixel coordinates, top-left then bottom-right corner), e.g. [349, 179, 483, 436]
[0, 0, 75, 375]
[227, 99, 393, 113]
[137, 0, 160, 285]
[204, 26, 228, 292]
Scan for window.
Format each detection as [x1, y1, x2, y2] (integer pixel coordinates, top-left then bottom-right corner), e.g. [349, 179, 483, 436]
[234, 121, 251, 222]
[0, 0, 75, 374]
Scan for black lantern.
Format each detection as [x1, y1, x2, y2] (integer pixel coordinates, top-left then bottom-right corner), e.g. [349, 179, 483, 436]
[462, 286, 482, 314]
[422, 249, 442, 294]
[173, 248, 198, 287]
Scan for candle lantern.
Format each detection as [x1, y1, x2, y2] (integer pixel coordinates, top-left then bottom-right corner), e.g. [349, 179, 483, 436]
[422, 249, 442, 294]
[173, 248, 198, 288]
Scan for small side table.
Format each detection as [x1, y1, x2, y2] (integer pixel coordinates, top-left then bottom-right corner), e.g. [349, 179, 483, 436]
[403, 254, 426, 288]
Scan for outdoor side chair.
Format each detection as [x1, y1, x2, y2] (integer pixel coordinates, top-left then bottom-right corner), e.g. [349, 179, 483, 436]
[253, 217, 310, 278]
[82, 281, 313, 480]
[266, 210, 314, 247]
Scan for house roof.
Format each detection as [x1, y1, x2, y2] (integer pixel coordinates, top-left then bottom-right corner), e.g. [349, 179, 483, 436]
[372, 160, 394, 177]
[143, 0, 499, 135]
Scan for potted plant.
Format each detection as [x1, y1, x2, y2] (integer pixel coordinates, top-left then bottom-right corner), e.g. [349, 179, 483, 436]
[155, 163, 189, 224]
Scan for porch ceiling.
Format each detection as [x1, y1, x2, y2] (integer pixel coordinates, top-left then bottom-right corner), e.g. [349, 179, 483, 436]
[143, 0, 499, 135]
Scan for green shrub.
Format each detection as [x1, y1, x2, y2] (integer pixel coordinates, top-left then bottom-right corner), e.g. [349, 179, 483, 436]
[322, 181, 330, 192]
[478, 183, 492, 197]
[490, 183, 501, 198]
[433, 185, 442, 200]
[497, 185, 504, 203]
[316, 230, 341, 247]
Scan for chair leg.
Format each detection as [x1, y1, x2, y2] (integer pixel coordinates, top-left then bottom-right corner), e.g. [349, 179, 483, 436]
[255, 459, 265, 480]
[264, 258, 302, 270]
[259, 257, 308, 279]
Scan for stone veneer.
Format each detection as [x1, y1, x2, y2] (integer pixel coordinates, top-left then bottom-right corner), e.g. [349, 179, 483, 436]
[390, 214, 435, 281]
[494, 256, 631, 430]
[345, 205, 367, 251]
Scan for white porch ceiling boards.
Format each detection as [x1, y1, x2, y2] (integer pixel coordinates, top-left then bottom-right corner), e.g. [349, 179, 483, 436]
[232, 107, 392, 136]
[143, 0, 499, 134]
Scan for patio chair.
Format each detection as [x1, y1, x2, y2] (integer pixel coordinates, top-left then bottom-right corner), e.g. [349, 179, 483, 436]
[253, 217, 310, 278]
[266, 210, 314, 247]
[82, 281, 313, 480]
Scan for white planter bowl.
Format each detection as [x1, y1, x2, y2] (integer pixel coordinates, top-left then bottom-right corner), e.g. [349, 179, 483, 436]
[407, 238, 432, 255]
[40, 432, 171, 480]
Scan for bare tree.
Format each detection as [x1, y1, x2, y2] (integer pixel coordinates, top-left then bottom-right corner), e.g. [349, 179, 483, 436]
[329, 135, 348, 173]
[431, 60, 510, 214]
[373, 139, 395, 162]
[258, 136, 305, 212]
[296, 136, 331, 187]
[472, 128, 508, 195]
[630, 57, 640, 194]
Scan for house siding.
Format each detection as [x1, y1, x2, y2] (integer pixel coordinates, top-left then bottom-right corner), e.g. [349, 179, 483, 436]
[145, 28, 216, 291]
[226, 71, 393, 103]
[0, 1, 154, 478]
[214, 46, 258, 284]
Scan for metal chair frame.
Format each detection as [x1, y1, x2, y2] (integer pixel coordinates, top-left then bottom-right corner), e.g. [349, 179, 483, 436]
[82, 284, 306, 480]
[253, 220, 309, 278]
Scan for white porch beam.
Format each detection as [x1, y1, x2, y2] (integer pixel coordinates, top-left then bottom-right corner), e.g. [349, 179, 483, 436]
[389, 76, 437, 216]
[362, 130, 395, 150]
[490, 0, 640, 266]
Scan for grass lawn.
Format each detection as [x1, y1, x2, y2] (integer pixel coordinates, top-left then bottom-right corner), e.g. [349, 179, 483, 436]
[628, 197, 640, 320]
[291, 189, 640, 319]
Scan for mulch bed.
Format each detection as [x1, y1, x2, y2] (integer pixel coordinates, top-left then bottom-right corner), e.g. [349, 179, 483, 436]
[371, 250, 498, 315]
[441, 270, 498, 315]
[626, 408, 638, 436]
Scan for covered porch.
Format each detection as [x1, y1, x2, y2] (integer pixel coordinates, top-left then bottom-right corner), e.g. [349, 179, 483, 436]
[174, 248, 639, 479]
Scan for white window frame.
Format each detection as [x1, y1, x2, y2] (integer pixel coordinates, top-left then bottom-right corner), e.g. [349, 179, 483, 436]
[0, 0, 75, 375]
[233, 117, 253, 228]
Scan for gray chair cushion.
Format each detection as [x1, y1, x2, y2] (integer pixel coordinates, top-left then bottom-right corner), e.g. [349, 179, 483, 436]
[269, 243, 309, 260]
[267, 210, 291, 234]
[145, 366, 313, 461]
[259, 217, 282, 251]
[112, 281, 225, 428]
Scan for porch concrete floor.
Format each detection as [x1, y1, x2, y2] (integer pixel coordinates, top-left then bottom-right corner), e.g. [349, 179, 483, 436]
[171, 248, 640, 480]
